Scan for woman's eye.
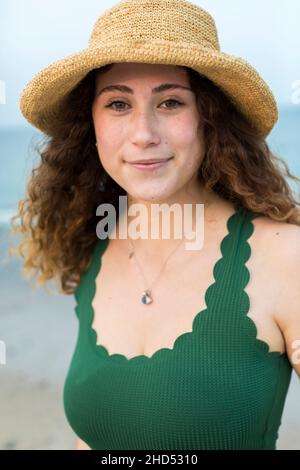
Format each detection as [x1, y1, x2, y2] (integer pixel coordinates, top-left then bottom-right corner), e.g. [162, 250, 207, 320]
[105, 99, 183, 112]
[105, 101, 129, 111]
[161, 99, 183, 109]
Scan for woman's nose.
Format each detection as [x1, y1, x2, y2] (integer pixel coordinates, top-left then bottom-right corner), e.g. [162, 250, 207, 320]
[130, 111, 160, 146]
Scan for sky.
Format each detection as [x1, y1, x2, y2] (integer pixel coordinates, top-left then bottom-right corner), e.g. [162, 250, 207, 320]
[0, 0, 300, 127]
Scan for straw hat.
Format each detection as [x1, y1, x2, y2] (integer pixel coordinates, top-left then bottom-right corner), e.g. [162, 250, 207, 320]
[19, 0, 278, 138]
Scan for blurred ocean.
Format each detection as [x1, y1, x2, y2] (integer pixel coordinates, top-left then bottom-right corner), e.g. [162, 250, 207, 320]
[0, 125, 44, 227]
[0, 105, 299, 228]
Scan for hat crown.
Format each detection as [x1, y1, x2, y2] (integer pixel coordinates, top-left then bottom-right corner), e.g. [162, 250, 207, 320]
[88, 0, 220, 51]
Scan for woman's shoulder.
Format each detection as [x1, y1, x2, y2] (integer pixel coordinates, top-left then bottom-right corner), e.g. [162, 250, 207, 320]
[255, 214, 300, 335]
[248, 211, 300, 284]
[251, 211, 300, 257]
[250, 211, 300, 372]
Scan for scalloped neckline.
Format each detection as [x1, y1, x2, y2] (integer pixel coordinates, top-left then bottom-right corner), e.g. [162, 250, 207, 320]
[87, 204, 286, 364]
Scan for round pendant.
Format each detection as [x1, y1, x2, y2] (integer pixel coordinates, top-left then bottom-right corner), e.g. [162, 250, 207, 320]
[141, 290, 153, 305]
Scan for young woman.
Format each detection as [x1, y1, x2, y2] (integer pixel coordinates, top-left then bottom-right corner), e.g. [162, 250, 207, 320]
[14, 0, 300, 450]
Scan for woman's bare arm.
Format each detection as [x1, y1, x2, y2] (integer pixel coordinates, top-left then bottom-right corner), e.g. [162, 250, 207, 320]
[75, 438, 91, 450]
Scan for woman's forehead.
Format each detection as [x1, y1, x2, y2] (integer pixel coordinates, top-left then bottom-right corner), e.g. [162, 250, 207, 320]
[94, 62, 188, 84]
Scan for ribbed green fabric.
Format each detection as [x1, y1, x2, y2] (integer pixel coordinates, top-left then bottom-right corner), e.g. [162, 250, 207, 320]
[63, 203, 293, 450]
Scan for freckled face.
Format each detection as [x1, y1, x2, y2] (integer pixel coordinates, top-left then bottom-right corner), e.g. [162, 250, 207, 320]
[91, 62, 205, 202]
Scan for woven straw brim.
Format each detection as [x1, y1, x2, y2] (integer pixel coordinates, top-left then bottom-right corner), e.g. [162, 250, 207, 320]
[19, 40, 278, 138]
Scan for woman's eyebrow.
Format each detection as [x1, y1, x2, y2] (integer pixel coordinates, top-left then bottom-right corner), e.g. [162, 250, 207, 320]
[96, 83, 193, 97]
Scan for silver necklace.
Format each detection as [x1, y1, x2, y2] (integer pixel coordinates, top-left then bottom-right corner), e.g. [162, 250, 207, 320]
[128, 235, 187, 305]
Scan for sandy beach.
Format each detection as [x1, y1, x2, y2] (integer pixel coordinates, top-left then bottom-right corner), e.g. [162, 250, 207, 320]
[0, 226, 299, 450]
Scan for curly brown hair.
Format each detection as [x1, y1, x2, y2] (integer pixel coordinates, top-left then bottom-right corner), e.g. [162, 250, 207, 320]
[8, 63, 300, 295]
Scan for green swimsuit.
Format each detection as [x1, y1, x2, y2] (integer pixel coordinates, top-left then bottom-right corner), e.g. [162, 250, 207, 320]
[63, 203, 292, 450]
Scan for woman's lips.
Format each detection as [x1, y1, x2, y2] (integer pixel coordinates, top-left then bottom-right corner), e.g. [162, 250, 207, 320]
[128, 158, 173, 171]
